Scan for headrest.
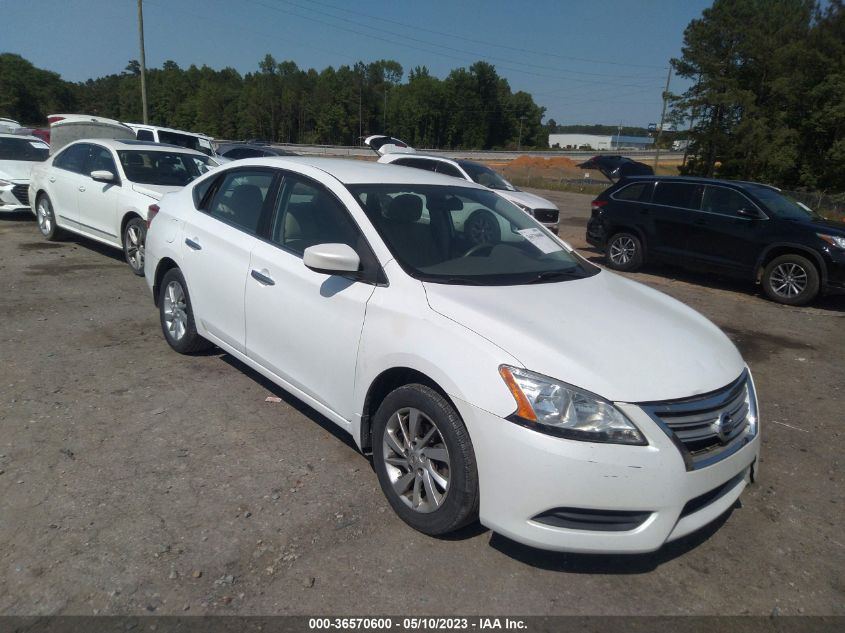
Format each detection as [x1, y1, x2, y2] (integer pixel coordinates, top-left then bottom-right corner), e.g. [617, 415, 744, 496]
[385, 194, 423, 223]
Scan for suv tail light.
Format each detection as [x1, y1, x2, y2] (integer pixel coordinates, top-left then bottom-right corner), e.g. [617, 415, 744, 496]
[591, 199, 608, 214]
[147, 204, 160, 228]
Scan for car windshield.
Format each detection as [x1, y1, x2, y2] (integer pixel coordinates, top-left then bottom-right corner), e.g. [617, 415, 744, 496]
[746, 185, 821, 220]
[349, 184, 598, 286]
[118, 150, 213, 186]
[0, 137, 49, 162]
[458, 161, 516, 191]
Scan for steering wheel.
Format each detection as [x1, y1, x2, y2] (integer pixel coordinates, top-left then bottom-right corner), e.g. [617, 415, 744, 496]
[461, 243, 493, 258]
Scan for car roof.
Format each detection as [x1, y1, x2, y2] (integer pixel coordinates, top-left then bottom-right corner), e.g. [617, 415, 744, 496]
[381, 153, 459, 166]
[621, 175, 775, 191]
[234, 156, 488, 187]
[0, 133, 44, 142]
[63, 138, 207, 156]
[124, 122, 212, 139]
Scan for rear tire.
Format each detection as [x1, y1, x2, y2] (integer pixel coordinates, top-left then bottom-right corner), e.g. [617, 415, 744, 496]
[465, 210, 501, 245]
[372, 384, 479, 536]
[158, 268, 213, 353]
[605, 231, 644, 271]
[123, 217, 146, 276]
[35, 194, 63, 241]
[761, 254, 819, 306]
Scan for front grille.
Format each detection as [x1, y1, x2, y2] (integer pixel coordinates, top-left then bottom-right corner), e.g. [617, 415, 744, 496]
[641, 371, 756, 470]
[533, 208, 559, 223]
[12, 184, 29, 205]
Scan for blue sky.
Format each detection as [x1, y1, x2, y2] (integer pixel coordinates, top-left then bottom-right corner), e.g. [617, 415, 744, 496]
[2, 0, 712, 127]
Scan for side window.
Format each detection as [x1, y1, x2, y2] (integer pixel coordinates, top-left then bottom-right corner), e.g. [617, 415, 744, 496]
[88, 145, 118, 177]
[136, 129, 155, 142]
[701, 186, 754, 217]
[53, 144, 91, 174]
[271, 176, 362, 256]
[435, 162, 463, 178]
[653, 182, 703, 210]
[206, 170, 275, 234]
[613, 182, 652, 202]
[396, 158, 437, 172]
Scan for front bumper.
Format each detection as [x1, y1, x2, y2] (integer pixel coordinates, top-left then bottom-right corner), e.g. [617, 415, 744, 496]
[0, 180, 30, 212]
[453, 398, 759, 553]
[822, 248, 845, 294]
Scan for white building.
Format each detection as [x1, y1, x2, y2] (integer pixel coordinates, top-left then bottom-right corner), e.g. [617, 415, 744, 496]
[549, 133, 654, 150]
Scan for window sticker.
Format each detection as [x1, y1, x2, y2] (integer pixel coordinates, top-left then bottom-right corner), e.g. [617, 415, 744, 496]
[29, 141, 49, 149]
[517, 228, 562, 254]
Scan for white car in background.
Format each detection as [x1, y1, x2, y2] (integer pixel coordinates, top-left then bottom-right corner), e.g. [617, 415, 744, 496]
[125, 123, 220, 159]
[29, 139, 218, 274]
[365, 135, 561, 235]
[144, 156, 760, 553]
[0, 133, 50, 213]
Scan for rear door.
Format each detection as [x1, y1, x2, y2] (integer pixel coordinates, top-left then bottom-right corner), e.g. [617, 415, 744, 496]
[179, 167, 278, 353]
[647, 181, 704, 261]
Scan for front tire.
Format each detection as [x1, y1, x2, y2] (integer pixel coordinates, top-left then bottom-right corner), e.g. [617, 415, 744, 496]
[35, 194, 63, 241]
[123, 217, 147, 276]
[761, 254, 820, 306]
[372, 384, 479, 536]
[158, 268, 212, 353]
[605, 231, 644, 271]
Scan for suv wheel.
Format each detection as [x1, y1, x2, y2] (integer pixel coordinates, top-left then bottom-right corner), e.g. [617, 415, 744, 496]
[158, 268, 213, 353]
[372, 384, 479, 536]
[762, 254, 820, 306]
[605, 232, 644, 271]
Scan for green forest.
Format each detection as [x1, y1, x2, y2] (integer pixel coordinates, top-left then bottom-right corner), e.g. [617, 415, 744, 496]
[0, 53, 547, 150]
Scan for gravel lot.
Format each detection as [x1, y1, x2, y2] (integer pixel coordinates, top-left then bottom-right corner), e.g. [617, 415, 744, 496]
[0, 187, 843, 616]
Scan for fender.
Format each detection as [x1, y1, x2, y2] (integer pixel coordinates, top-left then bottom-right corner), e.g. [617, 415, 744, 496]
[755, 242, 827, 285]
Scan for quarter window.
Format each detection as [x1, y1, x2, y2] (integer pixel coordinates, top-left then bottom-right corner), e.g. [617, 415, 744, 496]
[53, 144, 91, 174]
[436, 162, 463, 178]
[653, 182, 703, 210]
[701, 186, 754, 217]
[135, 129, 155, 142]
[206, 170, 275, 233]
[270, 176, 362, 256]
[613, 182, 652, 202]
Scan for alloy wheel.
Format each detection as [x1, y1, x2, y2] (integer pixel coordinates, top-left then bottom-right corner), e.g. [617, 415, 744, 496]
[609, 235, 636, 265]
[163, 281, 188, 341]
[468, 215, 496, 244]
[769, 262, 808, 298]
[382, 407, 450, 513]
[125, 224, 144, 272]
[37, 199, 52, 235]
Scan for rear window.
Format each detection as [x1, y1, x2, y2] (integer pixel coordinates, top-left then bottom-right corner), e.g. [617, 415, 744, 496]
[612, 182, 652, 202]
[0, 137, 49, 161]
[653, 182, 703, 210]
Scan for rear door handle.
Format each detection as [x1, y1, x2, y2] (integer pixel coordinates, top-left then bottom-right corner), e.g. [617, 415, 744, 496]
[250, 269, 275, 286]
[49, 177, 56, 183]
[185, 237, 202, 250]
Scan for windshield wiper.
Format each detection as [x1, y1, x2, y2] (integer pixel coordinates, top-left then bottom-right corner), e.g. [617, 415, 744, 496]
[526, 270, 584, 284]
[437, 277, 483, 285]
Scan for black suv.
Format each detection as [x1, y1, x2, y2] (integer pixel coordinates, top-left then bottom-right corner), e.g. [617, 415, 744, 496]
[586, 176, 845, 305]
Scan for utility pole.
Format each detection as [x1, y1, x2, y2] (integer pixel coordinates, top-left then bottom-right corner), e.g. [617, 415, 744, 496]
[517, 116, 526, 151]
[616, 120, 622, 150]
[652, 65, 672, 172]
[137, 0, 149, 124]
[383, 86, 387, 132]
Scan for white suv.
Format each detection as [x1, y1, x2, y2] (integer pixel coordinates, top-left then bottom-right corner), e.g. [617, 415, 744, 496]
[144, 156, 760, 553]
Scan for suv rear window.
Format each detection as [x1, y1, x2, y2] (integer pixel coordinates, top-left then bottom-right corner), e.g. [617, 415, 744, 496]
[653, 182, 703, 210]
[613, 182, 652, 202]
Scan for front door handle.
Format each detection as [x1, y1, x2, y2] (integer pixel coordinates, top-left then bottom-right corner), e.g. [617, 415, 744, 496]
[185, 237, 202, 250]
[49, 177, 56, 183]
[78, 185, 86, 192]
[250, 269, 275, 286]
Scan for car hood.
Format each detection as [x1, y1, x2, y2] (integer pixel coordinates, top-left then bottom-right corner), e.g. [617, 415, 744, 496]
[805, 217, 845, 235]
[495, 189, 558, 210]
[131, 183, 183, 200]
[0, 160, 37, 181]
[423, 270, 744, 403]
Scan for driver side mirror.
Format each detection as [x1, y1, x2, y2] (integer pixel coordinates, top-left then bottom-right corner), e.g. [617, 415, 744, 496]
[737, 207, 765, 219]
[303, 243, 360, 275]
[90, 170, 116, 183]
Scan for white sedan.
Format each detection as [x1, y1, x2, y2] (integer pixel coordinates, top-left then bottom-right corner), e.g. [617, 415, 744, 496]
[0, 133, 50, 213]
[144, 157, 760, 553]
[28, 139, 217, 274]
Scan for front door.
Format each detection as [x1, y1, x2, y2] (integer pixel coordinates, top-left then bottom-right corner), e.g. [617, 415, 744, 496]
[76, 144, 121, 242]
[245, 173, 377, 421]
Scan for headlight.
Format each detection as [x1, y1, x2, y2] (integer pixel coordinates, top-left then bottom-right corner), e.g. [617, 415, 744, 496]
[745, 372, 759, 437]
[499, 365, 646, 445]
[818, 233, 845, 250]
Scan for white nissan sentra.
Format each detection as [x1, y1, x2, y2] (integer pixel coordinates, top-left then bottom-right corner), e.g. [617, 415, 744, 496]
[144, 157, 760, 553]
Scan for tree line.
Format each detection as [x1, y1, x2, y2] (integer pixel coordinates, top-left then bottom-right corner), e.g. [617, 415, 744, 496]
[672, 0, 844, 192]
[0, 53, 546, 150]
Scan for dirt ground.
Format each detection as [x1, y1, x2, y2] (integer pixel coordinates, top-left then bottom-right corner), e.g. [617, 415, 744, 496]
[0, 188, 843, 617]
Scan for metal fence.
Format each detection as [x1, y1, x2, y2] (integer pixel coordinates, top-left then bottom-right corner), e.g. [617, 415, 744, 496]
[782, 190, 845, 220]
